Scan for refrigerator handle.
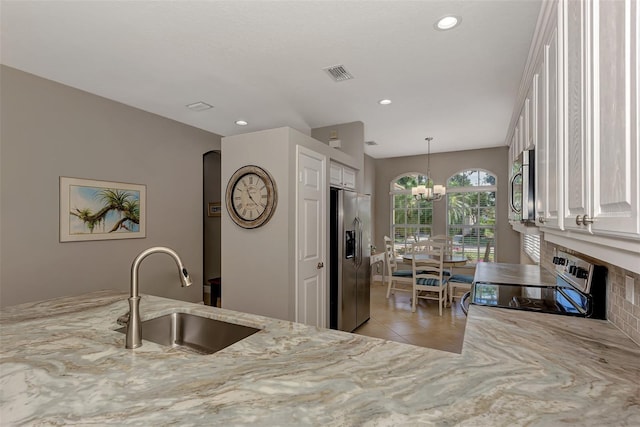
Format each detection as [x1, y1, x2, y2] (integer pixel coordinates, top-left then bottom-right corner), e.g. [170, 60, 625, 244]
[351, 218, 358, 266]
[356, 216, 362, 268]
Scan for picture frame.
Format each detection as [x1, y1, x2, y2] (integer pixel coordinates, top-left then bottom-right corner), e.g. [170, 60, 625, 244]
[59, 177, 146, 242]
[208, 202, 222, 217]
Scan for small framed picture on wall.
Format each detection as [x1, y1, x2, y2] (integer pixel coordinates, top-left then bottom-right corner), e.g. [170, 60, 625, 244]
[59, 176, 146, 242]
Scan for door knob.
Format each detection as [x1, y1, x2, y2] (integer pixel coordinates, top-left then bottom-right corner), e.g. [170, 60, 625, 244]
[317, 262, 324, 269]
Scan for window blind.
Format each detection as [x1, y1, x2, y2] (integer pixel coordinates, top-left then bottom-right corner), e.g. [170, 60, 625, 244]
[523, 234, 541, 263]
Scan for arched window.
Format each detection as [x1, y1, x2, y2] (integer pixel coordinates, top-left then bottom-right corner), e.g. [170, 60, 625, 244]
[446, 169, 497, 263]
[389, 173, 433, 256]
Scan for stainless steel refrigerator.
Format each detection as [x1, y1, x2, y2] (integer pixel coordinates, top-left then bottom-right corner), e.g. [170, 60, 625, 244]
[329, 188, 371, 332]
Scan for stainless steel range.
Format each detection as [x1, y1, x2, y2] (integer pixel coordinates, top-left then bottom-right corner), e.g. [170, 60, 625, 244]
[469, 252, 607, 319]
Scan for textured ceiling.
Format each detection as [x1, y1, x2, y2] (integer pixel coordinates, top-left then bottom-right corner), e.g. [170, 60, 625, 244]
[1, 0, 541, 158]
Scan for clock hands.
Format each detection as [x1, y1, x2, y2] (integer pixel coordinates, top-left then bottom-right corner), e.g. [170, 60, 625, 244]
[248, 192, 265, 209]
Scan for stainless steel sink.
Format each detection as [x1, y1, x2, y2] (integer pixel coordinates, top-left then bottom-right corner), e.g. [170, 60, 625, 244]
[116, 312, 260, 355]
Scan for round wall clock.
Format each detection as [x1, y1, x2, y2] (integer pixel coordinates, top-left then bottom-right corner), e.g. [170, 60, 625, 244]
[225, 165, 278, 229]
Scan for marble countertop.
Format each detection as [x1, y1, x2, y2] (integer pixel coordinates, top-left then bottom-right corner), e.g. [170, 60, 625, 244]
[474, 262, 557, 286]
[1, 291, 639, 425]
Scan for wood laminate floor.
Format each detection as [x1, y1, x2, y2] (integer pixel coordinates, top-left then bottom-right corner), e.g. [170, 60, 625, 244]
[353, 281, 468, 353]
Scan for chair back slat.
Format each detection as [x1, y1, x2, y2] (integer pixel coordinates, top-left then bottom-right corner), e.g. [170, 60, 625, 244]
[410, 240, 448, 315]
[385, 243, 398, 271]
[411, 241, 445, 283]
[430, 234, 453, 256]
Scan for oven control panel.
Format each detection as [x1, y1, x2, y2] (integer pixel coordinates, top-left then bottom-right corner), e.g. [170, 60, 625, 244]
[552, 251, 595, 293]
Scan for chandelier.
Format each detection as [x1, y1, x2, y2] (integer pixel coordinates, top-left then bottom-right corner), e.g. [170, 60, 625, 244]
[412, 137, 446, 202]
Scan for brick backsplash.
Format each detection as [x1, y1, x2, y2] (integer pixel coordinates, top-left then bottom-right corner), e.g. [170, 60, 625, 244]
[540, 240, 640, 345]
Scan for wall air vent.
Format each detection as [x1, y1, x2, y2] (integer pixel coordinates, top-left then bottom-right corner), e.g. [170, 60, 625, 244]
[365, 140, 378, 146]
[323, 65, 354, 82]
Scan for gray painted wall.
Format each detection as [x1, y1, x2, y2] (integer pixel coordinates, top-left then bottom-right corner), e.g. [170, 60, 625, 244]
[372, 146, 520, 264]
[0, 66, 221, 307]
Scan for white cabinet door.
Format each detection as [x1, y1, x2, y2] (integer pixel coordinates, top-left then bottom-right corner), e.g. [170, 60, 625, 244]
[540, 19, 565, 230]
[526, 83, 535, 150]
[562, 0, 591, 231]
[590, 0, 640, 238]
[535, 59, 547, 226]
[329, 162, 356, 190]
[329, 162, 342, 187]
[342, 167, 356, 190]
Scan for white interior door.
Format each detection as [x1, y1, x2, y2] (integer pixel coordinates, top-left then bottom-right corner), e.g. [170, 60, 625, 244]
[296, 146, 326, 327]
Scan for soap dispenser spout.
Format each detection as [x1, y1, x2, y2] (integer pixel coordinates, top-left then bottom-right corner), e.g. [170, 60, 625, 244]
[125, 246, 192, 349]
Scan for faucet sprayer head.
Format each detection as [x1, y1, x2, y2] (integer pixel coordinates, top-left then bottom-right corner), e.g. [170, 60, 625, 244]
[181, 268, 193, 287]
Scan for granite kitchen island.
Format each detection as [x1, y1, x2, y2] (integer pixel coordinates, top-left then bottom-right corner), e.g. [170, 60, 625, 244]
[1, 290, 639, 425]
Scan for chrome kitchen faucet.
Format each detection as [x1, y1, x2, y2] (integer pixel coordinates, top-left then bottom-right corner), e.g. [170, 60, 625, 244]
[125, 246, 192, 349]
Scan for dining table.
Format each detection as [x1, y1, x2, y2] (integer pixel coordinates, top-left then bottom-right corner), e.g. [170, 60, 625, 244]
[402, 253, 468, 268]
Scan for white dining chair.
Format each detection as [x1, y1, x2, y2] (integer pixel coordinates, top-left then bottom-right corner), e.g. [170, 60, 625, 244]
[411, 241, 448, 315]
[384, 236, 413, 298]
[430, 234, 453, 256]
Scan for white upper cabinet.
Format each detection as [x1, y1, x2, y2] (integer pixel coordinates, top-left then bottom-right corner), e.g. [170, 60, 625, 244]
[329, 161, 356, 190]
[589, 0, 639, 238]
[562, 0, 591, 231]
[526, 84, 535, 150]
[342, 167, 356, 190]
[329, 162, 342, 187]
[535, 59, 547, 226]
[512, 0, 639, 270]
[540, 15, 565, 230]
[536, 0, 638, 238]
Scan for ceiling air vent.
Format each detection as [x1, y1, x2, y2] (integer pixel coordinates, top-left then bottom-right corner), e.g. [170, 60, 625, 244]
[323, 65, 354, 82]
[186, 101, 213, 111]
[365, 140, 378, 146]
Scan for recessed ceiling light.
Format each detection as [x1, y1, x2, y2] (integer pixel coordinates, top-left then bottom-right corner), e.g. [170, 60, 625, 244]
[186, 101, 213, 111]
[435, 15, 461, 31]
[378, 99, 392, 105]
[235, 120, 248, 126]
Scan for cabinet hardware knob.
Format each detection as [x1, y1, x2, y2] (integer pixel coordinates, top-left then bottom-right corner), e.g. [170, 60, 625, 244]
[538, 216, 545, 223]
[576, 215, 583, 226]
[317, 262, 324, 269]
[582, 215, 594, 225]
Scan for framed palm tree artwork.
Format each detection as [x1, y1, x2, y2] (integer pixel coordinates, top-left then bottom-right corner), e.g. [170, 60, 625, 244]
[59, 177, 146, 242]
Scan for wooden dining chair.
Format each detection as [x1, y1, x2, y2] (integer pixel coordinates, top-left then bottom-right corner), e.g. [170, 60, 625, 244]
[411, 241, 448, 315]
